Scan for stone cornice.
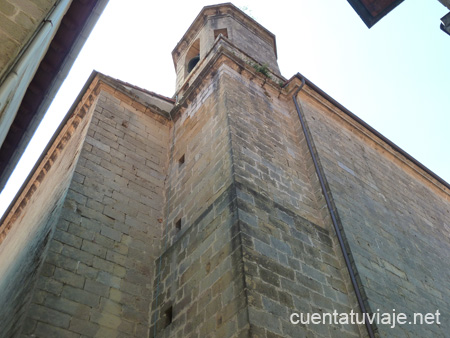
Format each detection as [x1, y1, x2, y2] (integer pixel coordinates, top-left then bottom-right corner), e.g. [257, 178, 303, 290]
[0, 72, 175, 243]
[0, 75, 100, 244]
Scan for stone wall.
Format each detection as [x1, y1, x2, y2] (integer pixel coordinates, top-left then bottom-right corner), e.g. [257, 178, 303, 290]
[21, 85, 172, 338]
[300, 87, 450, 337]
[163, 70, 234, 247]
[151, 66, 247, 337]
[206, 15, 280, 75]
[223, 67, 365, 337]
[150, 184, 246, 337]
[151, 59, 369, 337]
[4, 8, 448, 334]
[0, 77, 96, 338]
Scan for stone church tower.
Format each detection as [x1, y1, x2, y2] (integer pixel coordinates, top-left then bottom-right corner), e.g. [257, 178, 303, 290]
[0, 3, 448, 338]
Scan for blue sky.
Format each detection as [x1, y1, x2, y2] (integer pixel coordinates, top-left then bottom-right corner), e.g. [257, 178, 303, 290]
[0, 0, 449, 216]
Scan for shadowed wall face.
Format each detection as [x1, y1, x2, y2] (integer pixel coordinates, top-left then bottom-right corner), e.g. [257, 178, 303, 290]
[0, 91, 95, 338]
[151, 68, 246, 337]
[21, 87, 171, 338]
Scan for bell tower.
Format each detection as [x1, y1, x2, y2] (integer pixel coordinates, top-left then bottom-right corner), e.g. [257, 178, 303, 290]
[171, 3, 280, 95]
[151, 3, 365, 338]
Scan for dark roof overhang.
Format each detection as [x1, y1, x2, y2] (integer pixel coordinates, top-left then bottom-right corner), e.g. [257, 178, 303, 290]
[0, 0, 109, 190]
[441, 11, 450, 36]
[346, 0, 404, 28]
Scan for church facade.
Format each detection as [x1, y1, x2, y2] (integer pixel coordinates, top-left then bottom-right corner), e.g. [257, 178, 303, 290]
[0, 3, 448, 338]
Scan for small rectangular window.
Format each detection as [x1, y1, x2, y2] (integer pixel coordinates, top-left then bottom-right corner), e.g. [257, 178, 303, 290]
[176, 219, 182, 232]
[214, 28, 228, 39]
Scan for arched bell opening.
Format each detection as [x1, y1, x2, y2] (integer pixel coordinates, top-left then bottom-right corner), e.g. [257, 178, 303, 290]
[187, 55, 200, 73]
[185, 39, 200, 76]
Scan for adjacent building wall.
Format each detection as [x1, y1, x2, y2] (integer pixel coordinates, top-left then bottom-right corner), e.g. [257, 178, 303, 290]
[440, 0, 450, 9]
[0, 0, 58, 80]
[0, 0, 68, 149]
[0, 0, 110, 192]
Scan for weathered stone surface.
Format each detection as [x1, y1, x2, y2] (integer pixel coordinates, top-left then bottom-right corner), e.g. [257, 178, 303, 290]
[301, 87, 450, 337]
[0, 78, 95, 338]
[19, 78, 173, 337]
[2, 4, 448, 338]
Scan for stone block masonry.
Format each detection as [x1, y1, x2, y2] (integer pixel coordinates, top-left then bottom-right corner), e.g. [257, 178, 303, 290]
[151, 66, 245, 337]
[21, 82, 172, 337]
[150, 185, 248, 338]
[0, 81, 97, 338]
[300, 88, 450, 337]
[237, 183, 362, 337]
[220, 66, 366, 337]
[4, 4, 449, 337]
[150, 60, 366, 337]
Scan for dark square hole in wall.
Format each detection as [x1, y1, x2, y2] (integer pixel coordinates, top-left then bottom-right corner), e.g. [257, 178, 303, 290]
[214, 28, 228, 39]
[163, 306, 173, 328]
[176, 219, 182, 232]
[179, 154, 185, 167]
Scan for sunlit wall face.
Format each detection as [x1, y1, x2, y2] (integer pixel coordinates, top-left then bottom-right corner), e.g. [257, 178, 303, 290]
[1, 0, 449, 218]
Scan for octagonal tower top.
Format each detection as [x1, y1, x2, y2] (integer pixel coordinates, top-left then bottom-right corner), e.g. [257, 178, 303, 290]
[172, 3, 280, 93]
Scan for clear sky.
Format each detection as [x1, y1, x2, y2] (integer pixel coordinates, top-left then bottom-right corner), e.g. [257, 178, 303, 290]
[0, 0, 449, 216]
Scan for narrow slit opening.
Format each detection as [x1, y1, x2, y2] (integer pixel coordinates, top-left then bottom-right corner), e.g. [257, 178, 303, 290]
[179, 154, 185, 167]
[163, 306, 173, 328]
